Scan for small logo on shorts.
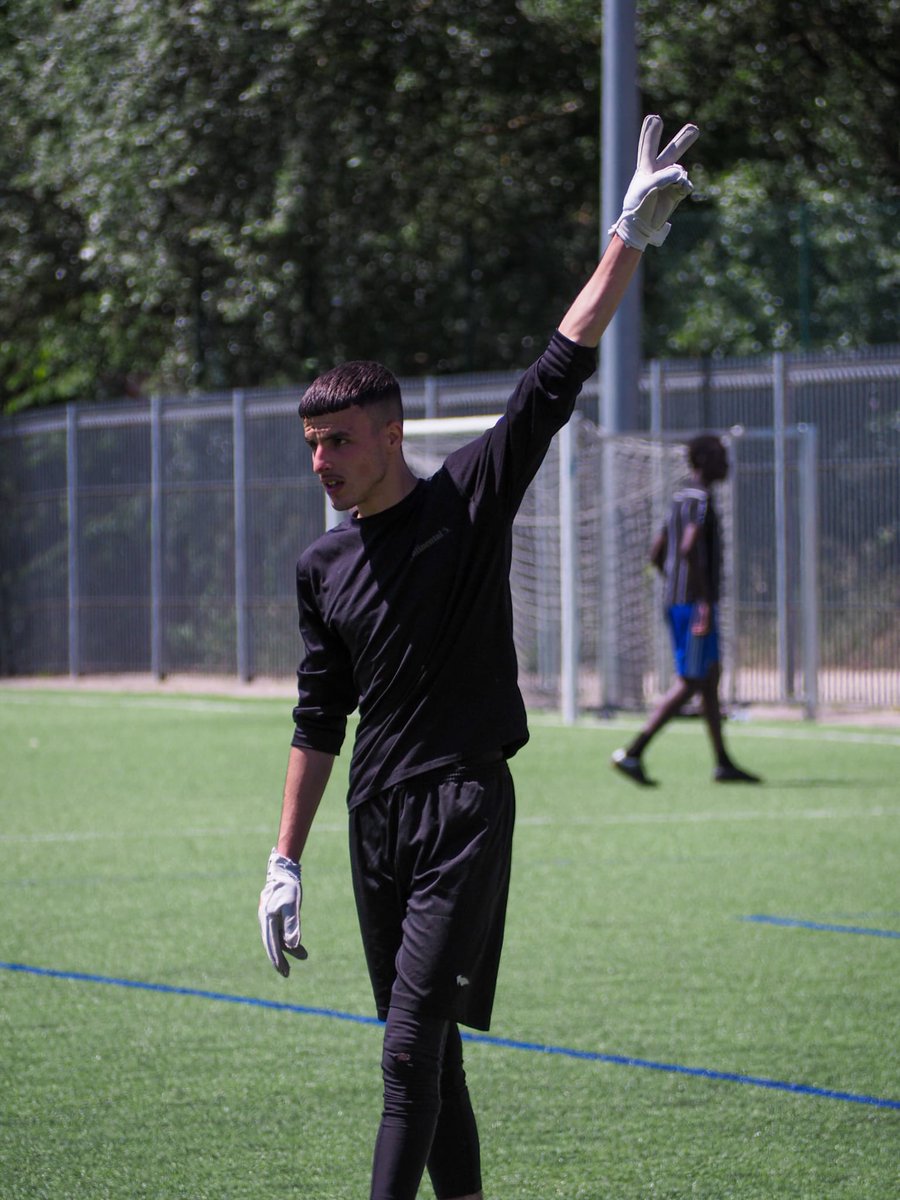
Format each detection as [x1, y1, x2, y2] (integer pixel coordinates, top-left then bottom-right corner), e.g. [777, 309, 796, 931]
[456, 975, 470, 988]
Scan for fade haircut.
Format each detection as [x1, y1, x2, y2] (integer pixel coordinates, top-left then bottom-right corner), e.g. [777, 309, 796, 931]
[687, 433, 725, 472]
[298, 360, 403, 421]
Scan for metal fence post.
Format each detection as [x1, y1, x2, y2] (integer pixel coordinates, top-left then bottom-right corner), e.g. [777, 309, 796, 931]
[150, 394, 164, 679]
[233, 389, 250, 681]
[599, 434, 619, 711]
[722, 431, 740, 711]
[559, 419, 578, 723]
[799, 424, 819, 718]
[424, 376, 438, 419]
[66, 404, 80, 677]
[649, 360, 670, 697]
[772, 352, 789, 701]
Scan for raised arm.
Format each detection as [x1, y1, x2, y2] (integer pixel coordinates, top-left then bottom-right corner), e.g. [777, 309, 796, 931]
[558, 115, 699, 348]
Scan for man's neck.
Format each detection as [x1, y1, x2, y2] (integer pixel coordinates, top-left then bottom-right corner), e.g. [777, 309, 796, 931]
[354, 463, 418, 519]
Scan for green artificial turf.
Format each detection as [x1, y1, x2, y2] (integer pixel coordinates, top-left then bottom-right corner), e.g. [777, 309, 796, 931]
[1, 688, 897, 1198]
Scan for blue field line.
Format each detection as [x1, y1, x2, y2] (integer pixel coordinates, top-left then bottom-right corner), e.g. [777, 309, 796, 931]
[742, 914, 900, 939]
[3, 960, 898, 1111]
[0, 961, 383, 1027]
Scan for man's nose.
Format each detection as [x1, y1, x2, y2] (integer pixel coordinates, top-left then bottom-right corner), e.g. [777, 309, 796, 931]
[312, 444, 329, 473]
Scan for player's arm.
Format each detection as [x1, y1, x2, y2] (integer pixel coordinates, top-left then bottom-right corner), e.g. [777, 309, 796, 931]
[680, 522, 713, 634]
[258, 745, 335, 977]
[558, 115, 699, 348]
[557, 237, 642, 348]
[650, 528, 667, 573]
[277, 744, 334, 862]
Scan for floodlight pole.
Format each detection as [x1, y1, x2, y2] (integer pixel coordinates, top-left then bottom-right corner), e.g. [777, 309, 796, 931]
[601, 0, 640, 435]
[599, 0, 640, 713]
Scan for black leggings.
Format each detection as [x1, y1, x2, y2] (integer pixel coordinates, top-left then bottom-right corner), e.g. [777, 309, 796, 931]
[370, 1007, 482, 1200]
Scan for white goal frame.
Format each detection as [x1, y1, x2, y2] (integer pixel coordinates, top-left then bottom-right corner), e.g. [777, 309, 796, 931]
[329, 414, 819, 722]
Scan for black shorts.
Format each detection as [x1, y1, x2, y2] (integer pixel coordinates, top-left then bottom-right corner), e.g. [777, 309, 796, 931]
[348, 757, 515, 1032]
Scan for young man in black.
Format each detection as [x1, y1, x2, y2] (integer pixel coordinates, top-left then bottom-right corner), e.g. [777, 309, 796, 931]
[259, 115, 699, 1200]
[611, 433, 761, 787]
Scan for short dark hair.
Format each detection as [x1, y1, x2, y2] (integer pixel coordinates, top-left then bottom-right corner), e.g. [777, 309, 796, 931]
[298, 361, 402, 419]
[687, 433, 725, 471]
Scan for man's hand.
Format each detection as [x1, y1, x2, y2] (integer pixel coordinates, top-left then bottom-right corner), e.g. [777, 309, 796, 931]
[691, 600, 711, 636]
[609, 115, 699, 251]
[258, 848, 308, 977]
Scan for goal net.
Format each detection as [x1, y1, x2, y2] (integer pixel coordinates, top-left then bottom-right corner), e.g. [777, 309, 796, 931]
[402, 414, 733, 718]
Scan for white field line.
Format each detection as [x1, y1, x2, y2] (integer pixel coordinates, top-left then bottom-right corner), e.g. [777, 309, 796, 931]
[0, 822, 348, 845]
[3, 690, 899, 744]
[1, 808, 898, 846]
[527, 713, 900, 748]
[0, 691, 267, 715]
[517, 805, 900, 828]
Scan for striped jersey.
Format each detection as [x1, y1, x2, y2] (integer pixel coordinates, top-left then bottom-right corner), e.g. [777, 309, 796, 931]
[660, 485, 721, 607]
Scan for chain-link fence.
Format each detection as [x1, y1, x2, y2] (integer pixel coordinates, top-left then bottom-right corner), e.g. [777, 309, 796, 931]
[1, 344, 898, 715]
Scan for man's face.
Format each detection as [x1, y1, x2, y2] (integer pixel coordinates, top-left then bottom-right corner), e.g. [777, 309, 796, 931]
[303, 405, 398, 517]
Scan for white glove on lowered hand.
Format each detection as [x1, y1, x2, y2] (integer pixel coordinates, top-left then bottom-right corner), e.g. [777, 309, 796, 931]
[258, 848, 308, 977]
[609, 114, 700, 251]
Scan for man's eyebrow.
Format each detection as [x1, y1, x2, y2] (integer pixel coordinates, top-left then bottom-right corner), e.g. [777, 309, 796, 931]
[304, 424, 351, 443]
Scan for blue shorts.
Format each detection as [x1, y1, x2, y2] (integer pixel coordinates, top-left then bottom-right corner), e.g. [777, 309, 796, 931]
[667, 604, 720, 681]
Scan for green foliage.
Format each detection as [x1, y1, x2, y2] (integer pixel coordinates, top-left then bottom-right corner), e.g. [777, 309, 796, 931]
[1, 0, 898, 410]
[639, 0, 900, 354]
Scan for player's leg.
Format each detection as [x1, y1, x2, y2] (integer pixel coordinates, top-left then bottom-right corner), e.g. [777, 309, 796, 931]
[693, 616, 762, 783]
[612, 604, 700, 783]
[611, 673, 698, 783]
[426, 1022, 483, 1200]
[352, 766, 513, 1200]
[371, 1010, 484, 1200]
[350, 798, 437, 1200]
[370, 1006, 450, 1200]
[699, 666, 761, 782]
[697, 662, 728, 763]
[632, 673, 699, 756]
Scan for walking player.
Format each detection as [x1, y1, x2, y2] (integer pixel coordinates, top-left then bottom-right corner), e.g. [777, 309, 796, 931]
[259, 115, 700, 1200]
[611, 433, 761, 787]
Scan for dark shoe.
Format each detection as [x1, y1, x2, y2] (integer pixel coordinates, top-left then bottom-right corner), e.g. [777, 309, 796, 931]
[611, 748, 657, 787]
[714, 762, 761, 783]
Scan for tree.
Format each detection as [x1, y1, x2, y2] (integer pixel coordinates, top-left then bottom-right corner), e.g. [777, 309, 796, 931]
[1, 0, 898, 412]
[638, 0, 900, 353]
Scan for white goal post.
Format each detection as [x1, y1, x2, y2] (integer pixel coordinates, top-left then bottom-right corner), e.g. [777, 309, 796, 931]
[400, 414, 704, 722]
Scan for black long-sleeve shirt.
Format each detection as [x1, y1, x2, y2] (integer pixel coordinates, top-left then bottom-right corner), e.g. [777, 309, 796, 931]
[291, 331, 596, 808]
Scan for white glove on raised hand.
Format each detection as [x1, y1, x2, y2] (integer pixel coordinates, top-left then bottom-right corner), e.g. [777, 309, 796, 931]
[609, 115, 700, 251]
[258, 848, 308, 977]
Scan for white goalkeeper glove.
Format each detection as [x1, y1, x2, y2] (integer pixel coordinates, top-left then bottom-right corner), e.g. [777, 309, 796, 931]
[259, 847, 308, 977]
[609, 114, 700, 251]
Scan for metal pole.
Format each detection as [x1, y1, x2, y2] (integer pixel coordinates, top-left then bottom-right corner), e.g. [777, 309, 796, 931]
[535, 465, 556, 691]
[150, 394, 164, 679]
[233, 389, 250, 681]
[649, 361, 669, 699]
[599, 0, 639, 711]
[559, 419, 578, 724]
[772, 353, 790, 700]
[601, 0, 640, 434]
[424, 376, 438, 419]
[599, 434, 619, 711]
[722, 433, 739, 711]
[65, 404, 80, 678]
[799, 424, 819, 718]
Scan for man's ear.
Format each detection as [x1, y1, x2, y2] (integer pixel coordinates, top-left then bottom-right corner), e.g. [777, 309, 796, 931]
[385, 419, 404, 451]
